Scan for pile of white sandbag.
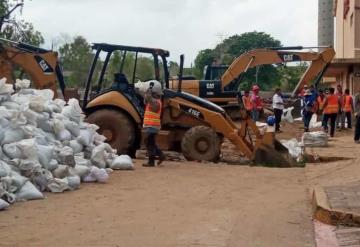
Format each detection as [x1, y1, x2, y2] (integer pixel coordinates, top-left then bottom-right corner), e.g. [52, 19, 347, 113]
[0, 78, 134, 211]
[302, 131, 328, 147]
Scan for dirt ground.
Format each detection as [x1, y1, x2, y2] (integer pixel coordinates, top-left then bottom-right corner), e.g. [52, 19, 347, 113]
[0, 120, 358, 247]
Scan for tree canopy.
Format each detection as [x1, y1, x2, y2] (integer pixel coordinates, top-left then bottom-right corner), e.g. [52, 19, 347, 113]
[194, 31, 283, 90]
[0, 0, 44, 46]
[59, 36, 94, 87]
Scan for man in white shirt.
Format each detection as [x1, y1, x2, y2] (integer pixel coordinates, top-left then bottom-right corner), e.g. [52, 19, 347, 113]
[272, 88, 284, 132]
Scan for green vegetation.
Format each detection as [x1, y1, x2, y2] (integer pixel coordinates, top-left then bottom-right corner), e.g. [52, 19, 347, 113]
[0, 0, 44, 46]
[194, 31, 283, 91]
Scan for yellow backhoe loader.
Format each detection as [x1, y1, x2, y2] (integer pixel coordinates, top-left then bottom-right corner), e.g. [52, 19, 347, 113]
[82, 43, 295, 166]
[0, 38, 66, 97]
[169, 46, 335, 117]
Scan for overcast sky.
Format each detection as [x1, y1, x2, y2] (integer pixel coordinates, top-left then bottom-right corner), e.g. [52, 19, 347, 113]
[20, 0, 318, 65]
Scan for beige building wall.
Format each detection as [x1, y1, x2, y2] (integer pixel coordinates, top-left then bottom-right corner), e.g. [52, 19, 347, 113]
[335, 0, 360, 58]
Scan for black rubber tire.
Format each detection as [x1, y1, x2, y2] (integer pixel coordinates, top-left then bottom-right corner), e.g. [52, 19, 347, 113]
[86, 109, 136, 155]
[181, 126, 221, 161]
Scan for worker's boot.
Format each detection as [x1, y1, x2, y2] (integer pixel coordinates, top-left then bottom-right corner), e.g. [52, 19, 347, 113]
[157, 153, 166, 165]
[143, 159, 155, 167]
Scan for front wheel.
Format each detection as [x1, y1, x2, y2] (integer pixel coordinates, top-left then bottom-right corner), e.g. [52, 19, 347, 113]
[86, 108, 136, 155]
[181, 126, 221, 162]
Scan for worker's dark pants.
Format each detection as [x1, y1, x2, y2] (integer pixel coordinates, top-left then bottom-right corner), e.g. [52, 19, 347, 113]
[303, 111, 313, 131]
[323, 113, 337, 137]
[274, 108, 283, 131]
[345, 111, 352, 128]
[145, 132, 163, 165]
[354, 116, 360, 141]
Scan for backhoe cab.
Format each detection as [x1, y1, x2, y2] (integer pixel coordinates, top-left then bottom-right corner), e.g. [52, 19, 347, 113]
[83, 43, 295, 166]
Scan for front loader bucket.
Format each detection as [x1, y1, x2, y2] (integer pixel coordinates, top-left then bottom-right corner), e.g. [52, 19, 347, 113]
[254, 136, 297, 167]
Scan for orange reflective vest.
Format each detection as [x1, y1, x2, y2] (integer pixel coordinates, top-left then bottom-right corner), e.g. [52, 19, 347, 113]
[344, 95, 353, 112]
[242, 95, 252, 111]
[143, 100, 162, 127]
[324, 95, 339, 114]
[251, 94, 263, 110]
[317, 96, 325, 110]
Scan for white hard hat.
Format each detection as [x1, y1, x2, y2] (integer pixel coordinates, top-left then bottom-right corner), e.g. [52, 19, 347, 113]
[146, 80, 163, 96]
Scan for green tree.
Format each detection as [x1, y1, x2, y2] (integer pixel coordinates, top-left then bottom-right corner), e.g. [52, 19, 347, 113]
[59, 36, 94, 87]
[193, 31, 283, 90]
[194, 49, 216, 78]
[277, 63, 308, 91]
[0, 1, 44, 46]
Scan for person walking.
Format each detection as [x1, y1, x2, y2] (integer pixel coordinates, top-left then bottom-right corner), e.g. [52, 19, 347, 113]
[323, 87, 340, 137]
[354, 89, 360, 143]
[335, 84, 345, 129]
[343, 89, 354, 129]
[272, 88, 284, 132]
[251, 85, 263, 122]
[142, 81, 165, 167]
[302, 89, 318, 132]
[242, 90, 252, 117]
[317, 89, 325, 120]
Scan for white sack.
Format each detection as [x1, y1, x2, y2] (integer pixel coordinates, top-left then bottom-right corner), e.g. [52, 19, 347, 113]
[29, 96, 46, 112]
[64, 120, 80, 137]
[47, 178, 69, 193]
[52, 165, 70, 179]
[0, 161, 11, 177]
[111, 155, 134, 170]
[282, 107, 294, 123]
[1, 126, 25, 145]
[0, 198, 10, 210]
[61, 98, 83, 123]
[69, 165, 90, 179]
[281, 139, 304, 160]
[16, 181, 44, 201]
[66, 175, 80, 190]
[77, 129, 95, 146]
[15, 79, 30, 89]
[69, 140, 83, 154]
[83, 166, 109, 183]
[36, 144, 54, 169]
[302, 131, 328, 147]
[57, 146, 75, 167]
[0, 77, 14, 94]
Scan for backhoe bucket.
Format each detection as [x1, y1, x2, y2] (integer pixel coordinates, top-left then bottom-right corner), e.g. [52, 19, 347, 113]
[254, 133, 297, 167]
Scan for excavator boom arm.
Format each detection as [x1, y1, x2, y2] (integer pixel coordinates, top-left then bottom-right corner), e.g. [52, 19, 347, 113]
[221, 47, 335, 94]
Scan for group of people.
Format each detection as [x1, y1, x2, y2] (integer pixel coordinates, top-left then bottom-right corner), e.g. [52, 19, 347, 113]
[271, 83, 360, 142]
[299, 84, 357, 138]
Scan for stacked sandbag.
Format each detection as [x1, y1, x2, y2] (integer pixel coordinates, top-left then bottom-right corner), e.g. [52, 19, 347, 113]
[302, 131, 328, 147]
[280, 138, 305, 163]
[0, 78, 134, 211]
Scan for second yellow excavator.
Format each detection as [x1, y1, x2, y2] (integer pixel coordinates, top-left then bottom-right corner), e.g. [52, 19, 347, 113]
[169, 46, 335, 117]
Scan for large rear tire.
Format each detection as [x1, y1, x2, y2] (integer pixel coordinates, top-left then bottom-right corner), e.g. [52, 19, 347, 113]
[86, 109, 136, 155]
[181, 126, 221, 162]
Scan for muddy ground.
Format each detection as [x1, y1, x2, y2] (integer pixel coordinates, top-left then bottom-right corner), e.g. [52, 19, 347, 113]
[0, 120, 357, 247]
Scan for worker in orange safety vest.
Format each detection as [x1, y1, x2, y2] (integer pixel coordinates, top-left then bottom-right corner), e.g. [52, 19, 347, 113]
[242, 90, 252, 117]
[142, 80, 165, 167]
[322, 87, 340, 137]
[343, 89, 354, 129]
[250, 85, 263, 121]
